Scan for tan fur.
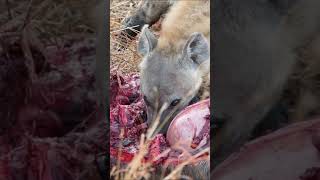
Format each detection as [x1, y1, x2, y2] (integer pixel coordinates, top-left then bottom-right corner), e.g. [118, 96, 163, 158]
[157, 0, 210, 51]
[156, 0, 210, 99]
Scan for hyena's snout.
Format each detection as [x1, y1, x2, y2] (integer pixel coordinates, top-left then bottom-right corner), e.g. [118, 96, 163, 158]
[145, 103, 186, 134]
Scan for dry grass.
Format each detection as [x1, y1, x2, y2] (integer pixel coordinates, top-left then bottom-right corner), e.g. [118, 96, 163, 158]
[0, 0, 98, 40]
[110, 0, 162, 74]
[110, 0, 142, 74]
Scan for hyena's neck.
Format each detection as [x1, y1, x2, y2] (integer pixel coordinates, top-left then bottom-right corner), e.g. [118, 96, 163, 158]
[157, 0, 210, 50]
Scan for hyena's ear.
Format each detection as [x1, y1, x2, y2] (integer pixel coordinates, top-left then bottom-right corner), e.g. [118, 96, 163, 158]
[182, 32, 209, 66]
[138, 25, 158, 56]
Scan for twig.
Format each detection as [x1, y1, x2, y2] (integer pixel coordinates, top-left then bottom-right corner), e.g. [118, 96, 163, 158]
[110, 25, 139, 34]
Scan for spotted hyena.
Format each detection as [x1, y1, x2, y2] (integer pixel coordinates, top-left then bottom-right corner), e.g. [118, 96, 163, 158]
[138, 0, 210, 132]
[137, 1, 210, 178]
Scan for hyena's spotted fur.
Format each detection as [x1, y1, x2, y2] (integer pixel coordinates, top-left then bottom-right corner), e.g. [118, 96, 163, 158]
[138, 0, 210, 132]
[156, 0, 210, 100]
[138, 1, 210, 178]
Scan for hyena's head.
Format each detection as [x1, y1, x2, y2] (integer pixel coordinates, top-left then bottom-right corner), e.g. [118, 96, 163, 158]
[138, 26, 209, 133]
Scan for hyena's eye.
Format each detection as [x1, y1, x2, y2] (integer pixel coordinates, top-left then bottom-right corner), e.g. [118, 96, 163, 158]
[170, 99, 181, 107]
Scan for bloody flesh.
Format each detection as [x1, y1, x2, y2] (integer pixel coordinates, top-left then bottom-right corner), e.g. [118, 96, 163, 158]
[109, 71, 210, 166]
[0, 38, 106, 180]
[110, 72, 170, 165]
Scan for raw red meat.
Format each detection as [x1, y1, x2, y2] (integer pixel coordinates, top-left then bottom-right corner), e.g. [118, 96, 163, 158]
[109, 71, 155, 165]
[109, 71, 210, 167]
[148, 134, 170, 165]
[166, 99, 210, 155]
[0, 37, 106, 180]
